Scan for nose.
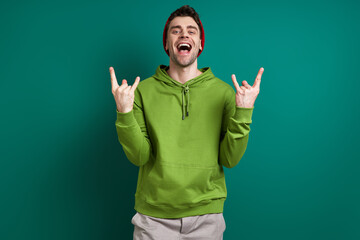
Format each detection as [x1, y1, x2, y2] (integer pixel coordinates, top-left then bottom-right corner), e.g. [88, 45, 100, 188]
[180, 35, 189, 40]
[180, 31, 189, 39]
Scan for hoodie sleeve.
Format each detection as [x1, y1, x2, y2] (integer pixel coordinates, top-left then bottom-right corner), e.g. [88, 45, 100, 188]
[219, 88, 254, 168]
[115, 88, 152, 167]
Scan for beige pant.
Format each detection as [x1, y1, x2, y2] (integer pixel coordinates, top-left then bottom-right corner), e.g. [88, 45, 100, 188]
[131, 212, 226, 240]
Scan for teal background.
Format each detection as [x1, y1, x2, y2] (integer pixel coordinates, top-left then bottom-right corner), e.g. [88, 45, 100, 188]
[1, 0, 359, 239]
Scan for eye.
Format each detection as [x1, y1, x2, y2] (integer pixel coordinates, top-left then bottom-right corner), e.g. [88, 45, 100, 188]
[172, 30, 180, 34]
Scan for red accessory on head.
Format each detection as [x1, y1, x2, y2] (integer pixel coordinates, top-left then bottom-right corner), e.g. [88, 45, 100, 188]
[163, 17, 205, 57]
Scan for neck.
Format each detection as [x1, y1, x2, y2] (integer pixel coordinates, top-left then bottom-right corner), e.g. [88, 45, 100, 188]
[167, 59, 203, 84]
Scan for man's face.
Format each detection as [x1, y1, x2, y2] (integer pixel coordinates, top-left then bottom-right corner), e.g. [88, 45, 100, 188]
[165, 16, 202, 68]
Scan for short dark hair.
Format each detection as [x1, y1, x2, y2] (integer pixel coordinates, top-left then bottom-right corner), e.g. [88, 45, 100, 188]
[165, 5, 202, 42]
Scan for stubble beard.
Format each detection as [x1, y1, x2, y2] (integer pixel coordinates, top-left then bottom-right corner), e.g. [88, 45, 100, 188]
[170, 48, 199, 68]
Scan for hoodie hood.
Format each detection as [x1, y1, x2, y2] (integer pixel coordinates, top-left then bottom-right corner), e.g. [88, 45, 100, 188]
[153, 65, 215, 120]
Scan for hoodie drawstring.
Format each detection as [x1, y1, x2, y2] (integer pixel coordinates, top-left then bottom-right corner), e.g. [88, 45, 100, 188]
[182, 85, 190, 120]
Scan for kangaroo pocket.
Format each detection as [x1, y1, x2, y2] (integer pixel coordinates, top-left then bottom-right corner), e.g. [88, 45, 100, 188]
[139, 162, 225, 209]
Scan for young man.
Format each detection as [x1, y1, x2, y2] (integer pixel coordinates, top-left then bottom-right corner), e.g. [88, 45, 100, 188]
[110, 5, 263, 240]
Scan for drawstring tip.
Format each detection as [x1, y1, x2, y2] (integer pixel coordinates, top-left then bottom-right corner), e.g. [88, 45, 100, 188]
[186, 112, 189, 116]
[182, 115, 185, 120]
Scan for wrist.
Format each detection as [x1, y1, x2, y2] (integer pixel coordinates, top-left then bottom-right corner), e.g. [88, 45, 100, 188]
[117, 106, 133, 113]
[236, 104, 254, 108]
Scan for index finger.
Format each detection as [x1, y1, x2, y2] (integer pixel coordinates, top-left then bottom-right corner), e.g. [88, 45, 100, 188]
[109, 66, 119, 90]
[253, 67, 264, 88]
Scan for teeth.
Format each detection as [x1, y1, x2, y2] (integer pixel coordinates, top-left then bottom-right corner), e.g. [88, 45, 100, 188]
[178, 43, 190, 48]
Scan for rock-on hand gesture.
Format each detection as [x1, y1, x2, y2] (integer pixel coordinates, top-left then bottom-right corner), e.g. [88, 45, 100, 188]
[110, 66, 140, 113]
[231, 67, 264, 108]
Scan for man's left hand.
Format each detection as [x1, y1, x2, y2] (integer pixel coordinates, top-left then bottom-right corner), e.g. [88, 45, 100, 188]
[231, 67, 264, 108]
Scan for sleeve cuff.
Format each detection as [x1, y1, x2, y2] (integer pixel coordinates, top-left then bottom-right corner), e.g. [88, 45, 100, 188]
[233, 106, 254, 123]
[116, 109, 137, 126]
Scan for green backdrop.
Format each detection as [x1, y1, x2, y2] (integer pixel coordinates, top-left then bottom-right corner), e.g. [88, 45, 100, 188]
[1, 0, 359, 239]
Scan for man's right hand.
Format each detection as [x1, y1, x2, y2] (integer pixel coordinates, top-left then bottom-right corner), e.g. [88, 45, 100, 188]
[110, 67, 140, 113]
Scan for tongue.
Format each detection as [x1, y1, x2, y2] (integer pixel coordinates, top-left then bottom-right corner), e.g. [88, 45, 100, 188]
[179, 49, 189, 55]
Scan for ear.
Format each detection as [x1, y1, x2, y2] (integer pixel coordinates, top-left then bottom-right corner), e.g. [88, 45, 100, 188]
[165, 40, 168, 51]
[200, 40, 202, 51]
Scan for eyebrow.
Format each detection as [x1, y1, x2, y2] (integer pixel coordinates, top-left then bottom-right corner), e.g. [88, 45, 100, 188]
[170, 25, 198, 31]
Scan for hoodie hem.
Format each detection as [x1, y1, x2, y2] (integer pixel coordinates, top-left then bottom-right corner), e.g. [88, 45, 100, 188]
[134, 197, 225, 219]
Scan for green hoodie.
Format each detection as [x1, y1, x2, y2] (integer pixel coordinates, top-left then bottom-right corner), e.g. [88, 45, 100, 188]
[115, 65, 253, 218]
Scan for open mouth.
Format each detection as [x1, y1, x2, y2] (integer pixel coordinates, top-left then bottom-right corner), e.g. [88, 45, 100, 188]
[177, 43, 192, 55]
